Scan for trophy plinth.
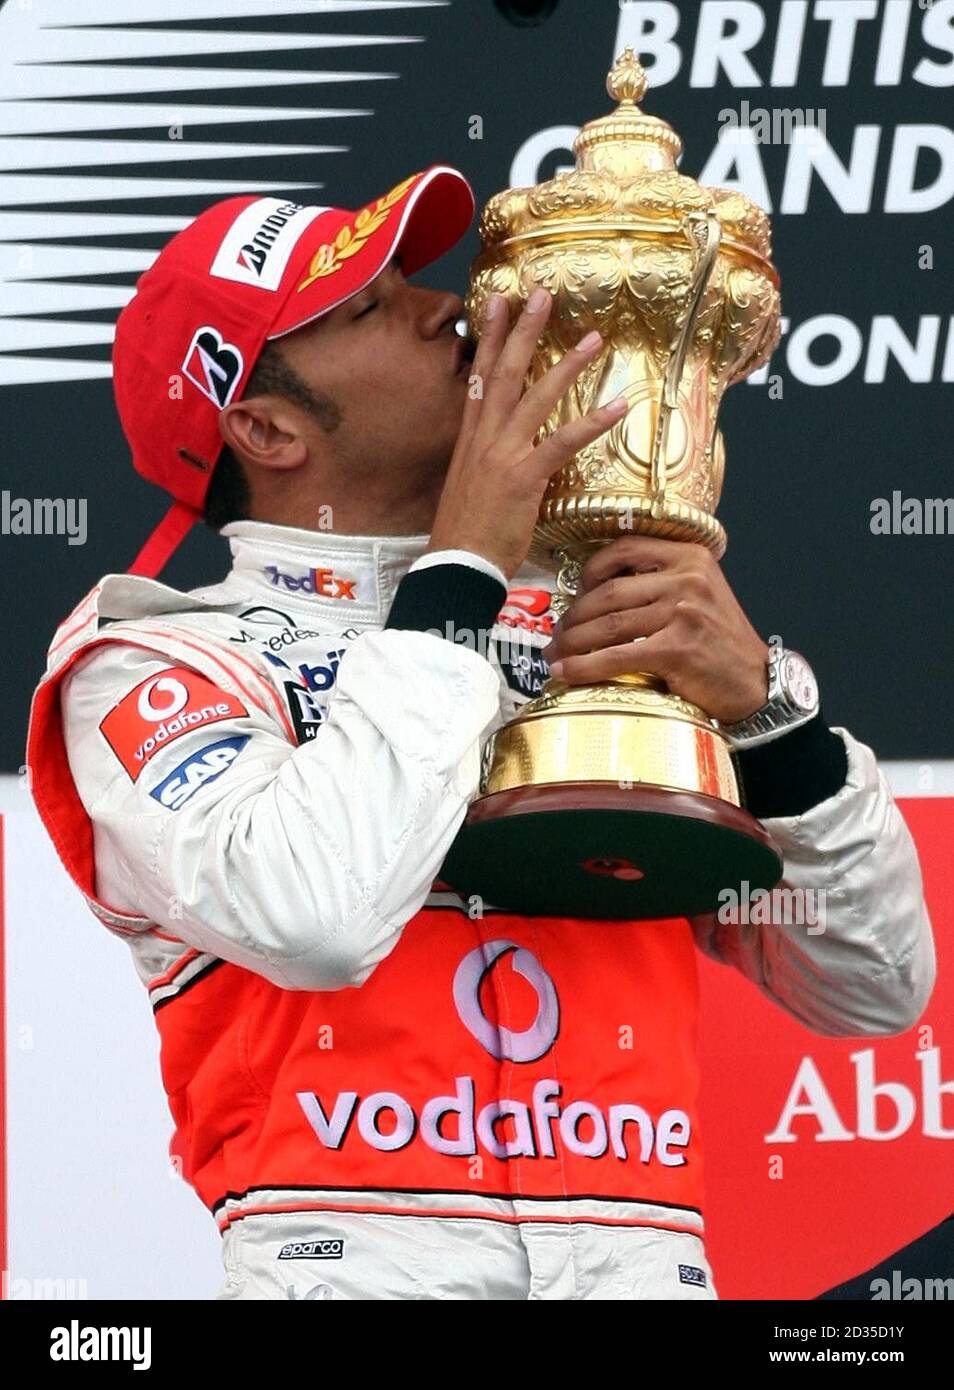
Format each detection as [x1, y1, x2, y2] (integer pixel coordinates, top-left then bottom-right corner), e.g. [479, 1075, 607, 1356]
[443, 677, 781, 919]
[439, 50, 784, 920]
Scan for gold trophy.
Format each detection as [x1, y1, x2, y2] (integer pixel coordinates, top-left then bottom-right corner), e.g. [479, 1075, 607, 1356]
[440, 50, 785, 920]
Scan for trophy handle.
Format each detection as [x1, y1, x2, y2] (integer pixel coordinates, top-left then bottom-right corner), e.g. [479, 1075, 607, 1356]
[546, 211, 724, 683]
[649, 210, 722, 515]
[550, 550, 583, 620]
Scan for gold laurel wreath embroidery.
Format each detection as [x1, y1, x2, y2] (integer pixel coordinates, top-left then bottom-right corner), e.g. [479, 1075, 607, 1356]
[296, 176, 419, 290]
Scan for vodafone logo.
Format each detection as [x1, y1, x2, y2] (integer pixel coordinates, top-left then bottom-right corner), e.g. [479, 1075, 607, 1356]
[296, 937, 692, 1169]
[453, 940, 559, 1063]
[100, 666, 248, 781]
[137, 676, 189, 722]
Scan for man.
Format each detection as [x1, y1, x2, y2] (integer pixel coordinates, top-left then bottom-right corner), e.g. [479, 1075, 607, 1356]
[28, 166, 934, 1301]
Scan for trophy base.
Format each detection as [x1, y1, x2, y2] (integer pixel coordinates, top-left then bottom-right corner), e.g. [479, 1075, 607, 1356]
[439, 677, 782, 920]
[439, 781, 783, 921]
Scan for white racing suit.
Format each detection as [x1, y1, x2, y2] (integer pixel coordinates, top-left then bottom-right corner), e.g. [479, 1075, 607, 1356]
[27, 520, 935, 1300]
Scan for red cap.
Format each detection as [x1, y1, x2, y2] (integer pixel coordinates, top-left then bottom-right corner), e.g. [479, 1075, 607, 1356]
[114, 165, 475, 577]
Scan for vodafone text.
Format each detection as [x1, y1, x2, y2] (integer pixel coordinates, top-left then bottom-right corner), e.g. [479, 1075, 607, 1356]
[99, 669, 248, 780]
[297, 1076, 691, 1165]
[133, 703, 233, 766]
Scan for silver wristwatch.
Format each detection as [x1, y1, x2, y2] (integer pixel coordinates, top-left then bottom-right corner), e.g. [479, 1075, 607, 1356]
[720, 647, 820, 750]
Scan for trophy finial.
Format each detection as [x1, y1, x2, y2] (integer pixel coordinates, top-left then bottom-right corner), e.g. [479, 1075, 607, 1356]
[607, 48, 648, 106]
[572, 47, 681, 175]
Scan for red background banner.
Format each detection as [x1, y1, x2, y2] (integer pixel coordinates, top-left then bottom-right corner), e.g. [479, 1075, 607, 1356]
[700, 798, 953, 1299]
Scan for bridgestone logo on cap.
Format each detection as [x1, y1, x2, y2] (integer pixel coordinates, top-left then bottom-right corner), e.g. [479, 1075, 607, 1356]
[278, 1239, 344, 1260]
[209, 198, 328, 291]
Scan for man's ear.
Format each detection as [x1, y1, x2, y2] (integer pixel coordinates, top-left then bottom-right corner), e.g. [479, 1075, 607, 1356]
[219, 399, 307, 472]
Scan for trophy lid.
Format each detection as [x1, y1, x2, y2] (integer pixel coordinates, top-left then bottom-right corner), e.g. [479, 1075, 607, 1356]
[477, 47, 775, 274]
[573, 48, 682, 176]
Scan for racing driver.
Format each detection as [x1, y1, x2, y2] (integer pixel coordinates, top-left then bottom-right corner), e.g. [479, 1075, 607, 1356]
[27, 166, 935, 1301]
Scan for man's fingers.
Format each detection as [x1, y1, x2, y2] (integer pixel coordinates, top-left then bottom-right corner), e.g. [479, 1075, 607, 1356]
[502, 328, 607, 446]
[545, 598, 677, 661]
[554, 571, 677, 631]
[471, 292, 509, 374]
[548, 632, 675, 686]
[454, 293, 510, 455]
[523, 395, 629, 489]
[473, 289, 555, 430]
[578, 536, 701, 593]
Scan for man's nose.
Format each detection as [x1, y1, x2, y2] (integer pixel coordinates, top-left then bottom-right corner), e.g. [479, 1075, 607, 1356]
[416, 287, 466, 339]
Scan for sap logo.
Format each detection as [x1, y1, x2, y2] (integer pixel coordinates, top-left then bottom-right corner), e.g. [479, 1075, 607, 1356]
[149, 736, 250, 811]
[264, 565, 356, 600]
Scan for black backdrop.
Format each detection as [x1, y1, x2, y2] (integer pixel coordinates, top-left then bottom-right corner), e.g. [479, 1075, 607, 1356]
[2, 0, 952, 769]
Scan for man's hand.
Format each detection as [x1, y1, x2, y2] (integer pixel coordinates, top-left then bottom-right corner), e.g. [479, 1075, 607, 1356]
[542, 536, 770, 724]
[426, 291, 628, 581]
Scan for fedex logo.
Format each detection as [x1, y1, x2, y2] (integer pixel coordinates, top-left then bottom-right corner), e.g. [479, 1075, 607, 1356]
[264, 565, 357, 600]
[100, 668, 247, 781]
[498, 587, 555, 637]
[149, 736, 250, 811]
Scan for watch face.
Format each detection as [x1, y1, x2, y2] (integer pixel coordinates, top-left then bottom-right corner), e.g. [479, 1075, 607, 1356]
[783, 653, 818, 712]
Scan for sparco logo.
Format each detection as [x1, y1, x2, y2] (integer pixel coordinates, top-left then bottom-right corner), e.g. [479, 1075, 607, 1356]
[454, 940, 559, 1063]
[278, 1239, 344, 1261]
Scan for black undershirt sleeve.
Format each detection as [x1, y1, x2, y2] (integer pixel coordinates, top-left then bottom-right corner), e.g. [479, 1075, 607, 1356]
[385, 563, 507, 642]
[389, 571, 848, 821]
[736, 712, 849, 819]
